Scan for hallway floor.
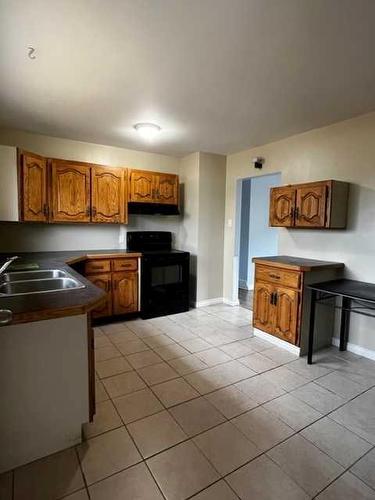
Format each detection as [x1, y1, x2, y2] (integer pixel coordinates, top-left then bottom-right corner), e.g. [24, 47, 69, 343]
[238, 288, 253, 310]
[3, 305, 375, 500]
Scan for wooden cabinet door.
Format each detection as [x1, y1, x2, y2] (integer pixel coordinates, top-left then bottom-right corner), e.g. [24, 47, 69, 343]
[51, 161, 91, 222]
[86, 273, 112, 318]
[269, 187, 296, 227]
[295, 183, 327, 228]
[92, 166, 126, 223]
[253, 282, 275, 334]
[20, 151, 48, 221]
[273, 286, 299, 344]
[112, 272, 138, 315]
[155, 173, 179, 204]
[129, 170, 154, 203]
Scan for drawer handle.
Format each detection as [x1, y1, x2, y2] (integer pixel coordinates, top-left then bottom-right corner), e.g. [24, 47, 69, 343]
[269, 273, 281, 279]
[90, 265, 104, 270]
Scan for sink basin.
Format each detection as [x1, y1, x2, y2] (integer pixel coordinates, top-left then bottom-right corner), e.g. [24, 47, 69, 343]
[0, 270, 85, 297]
[2, 270, 67, 282]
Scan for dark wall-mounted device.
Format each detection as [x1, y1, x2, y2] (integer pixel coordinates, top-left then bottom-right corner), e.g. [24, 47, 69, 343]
[252, 157, 265, 169]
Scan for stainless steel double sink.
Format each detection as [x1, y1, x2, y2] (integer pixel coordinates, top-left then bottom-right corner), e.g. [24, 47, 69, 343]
[0, 269, 85, 296]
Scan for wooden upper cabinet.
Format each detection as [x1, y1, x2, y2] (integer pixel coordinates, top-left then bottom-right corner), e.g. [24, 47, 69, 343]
[129, 170, 154, 203]
[92, 166, 127, 223]
[295, 183, 327, 228]
[273, 286, 299, 344]
[19, 151, 48, 222]
[269, 180, 348, 229]
[156, 173, 179, 205]
[269, 187, 296, 227]
[112, 272, 138, 315]
[51, 160, 91, 223]
[128, 169, 179, 205]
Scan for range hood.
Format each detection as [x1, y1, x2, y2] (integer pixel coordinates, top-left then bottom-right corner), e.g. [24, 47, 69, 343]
[128, 202, 180, 216]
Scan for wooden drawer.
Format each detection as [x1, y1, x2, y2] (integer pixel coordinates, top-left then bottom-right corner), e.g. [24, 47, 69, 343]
[85, 259, 111, 275]
[255, 265, 301, 289]
[112, 258, 138, 272]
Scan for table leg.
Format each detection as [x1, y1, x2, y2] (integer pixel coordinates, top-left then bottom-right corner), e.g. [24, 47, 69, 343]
[340, 297, 351, 351]
[308, 289, 317, 365]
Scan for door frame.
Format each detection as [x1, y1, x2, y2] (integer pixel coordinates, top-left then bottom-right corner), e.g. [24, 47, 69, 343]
[233, 172, 281, 305]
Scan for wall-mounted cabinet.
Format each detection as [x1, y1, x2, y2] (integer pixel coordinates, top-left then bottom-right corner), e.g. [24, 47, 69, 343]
[51, 160, 127, 224]
[129, 169, 179, 205]
[19, 150, 49, 222]
[17, 151, 128, 224]
[269, 180, 349, 229]
[51, 160, 91, 223]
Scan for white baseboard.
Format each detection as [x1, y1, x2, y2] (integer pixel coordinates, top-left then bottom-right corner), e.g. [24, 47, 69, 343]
[194, 297, 224, 308]
[223, 298, 240, 306]
[253, 328, 300, 355]
[331, 337, 375, 361]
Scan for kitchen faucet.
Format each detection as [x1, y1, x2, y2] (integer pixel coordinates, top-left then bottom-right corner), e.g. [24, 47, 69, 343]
[0, 256, 19, 275]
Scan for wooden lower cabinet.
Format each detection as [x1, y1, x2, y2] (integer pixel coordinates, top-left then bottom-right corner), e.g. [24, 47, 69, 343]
[253, 281, 300, 345]
[113, 272, 138, 315]
[85, 258, 139, 319]
[273, 286, 299, 343]
[253, 263, 301, 345]
[253, 282, 275, 334]
[87, 273, 112, 318]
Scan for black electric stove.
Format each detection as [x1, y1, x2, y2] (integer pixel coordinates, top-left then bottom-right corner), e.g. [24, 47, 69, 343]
[127, 231, 190, 319]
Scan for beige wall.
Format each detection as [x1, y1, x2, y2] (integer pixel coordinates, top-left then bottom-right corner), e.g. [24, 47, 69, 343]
[178, 153, 200, 302]
[0, 128, 181, 252]
[176, 152, 226, 304]
[224, 111, 375, 351]
[197, 153, 226, 303]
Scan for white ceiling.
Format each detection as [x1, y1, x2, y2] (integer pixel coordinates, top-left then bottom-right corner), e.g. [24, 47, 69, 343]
[1, 0, 375, 156]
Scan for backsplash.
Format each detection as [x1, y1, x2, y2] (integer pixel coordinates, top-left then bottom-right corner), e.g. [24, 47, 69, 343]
[0, 215, 181, 253]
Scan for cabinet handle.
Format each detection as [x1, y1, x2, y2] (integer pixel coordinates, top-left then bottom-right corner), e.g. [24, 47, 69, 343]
[43, 204, 49, 217]
[270, 292, 274, 305]
[86, 206, 90, 217]
[290, 207, 295, 219]
[92, 206, 97, 217]
[274, 293, 278, 305]
[295, 207, 299, 219]
[269, 273, 281, 280]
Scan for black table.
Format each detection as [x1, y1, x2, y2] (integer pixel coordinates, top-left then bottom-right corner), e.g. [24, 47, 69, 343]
[307, 279, 375, 364]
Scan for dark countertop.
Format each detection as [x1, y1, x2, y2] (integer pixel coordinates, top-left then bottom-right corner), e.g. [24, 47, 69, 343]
[252, 255, 345, 272]
[0, 249, 141, 325]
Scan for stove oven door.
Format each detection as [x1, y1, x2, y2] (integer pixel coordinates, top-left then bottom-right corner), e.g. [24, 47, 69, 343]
[140, 253, 190, 319]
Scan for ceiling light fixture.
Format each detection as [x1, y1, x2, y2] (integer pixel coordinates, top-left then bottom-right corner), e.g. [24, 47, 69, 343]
[134, 122, 161, 140]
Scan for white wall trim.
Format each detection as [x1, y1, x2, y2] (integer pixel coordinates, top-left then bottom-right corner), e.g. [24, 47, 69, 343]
[331, 337, 375, 361]
[194, 297, 224, 308]
[223, 298, 240, 306]
[253, 327, 300, 355]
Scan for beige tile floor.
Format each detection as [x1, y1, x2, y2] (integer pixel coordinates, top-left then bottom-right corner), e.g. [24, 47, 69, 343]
[2, 304, 375, 500]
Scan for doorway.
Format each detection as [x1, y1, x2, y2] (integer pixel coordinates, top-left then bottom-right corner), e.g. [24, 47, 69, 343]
[235, 173, 280, 310]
